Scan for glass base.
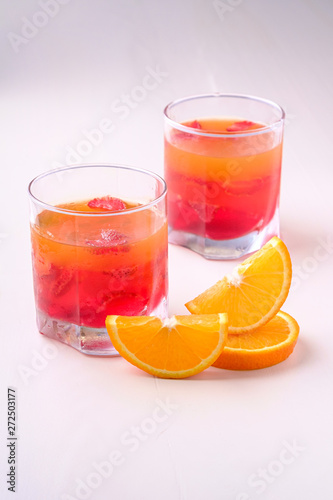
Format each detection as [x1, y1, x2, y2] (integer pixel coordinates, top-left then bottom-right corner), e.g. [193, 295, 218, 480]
[168, 209, 280, 260]
[36, 297, 168, 356]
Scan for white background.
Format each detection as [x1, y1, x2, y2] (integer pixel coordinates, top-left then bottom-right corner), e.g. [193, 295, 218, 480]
[1, 0, 333, 499]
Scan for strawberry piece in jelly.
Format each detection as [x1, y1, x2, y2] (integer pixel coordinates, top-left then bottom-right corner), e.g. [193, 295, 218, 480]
[108, 266, 138, 281]
[226, 121, 254, 132]
[88, 196, 126, 211]
[189, 201, 216, 223]
[104, 293, 148, 316]
[189, 120, 202, 129]
[86, 229, 128, 254]
[52, 268, 73, 296]
[172, 120, 203, 141]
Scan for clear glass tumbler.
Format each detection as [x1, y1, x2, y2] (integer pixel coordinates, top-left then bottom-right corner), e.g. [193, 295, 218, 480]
[29, 164, 168, 356]
[164, 94, 285, 259]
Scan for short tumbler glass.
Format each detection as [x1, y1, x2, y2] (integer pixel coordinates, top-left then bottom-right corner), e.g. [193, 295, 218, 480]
[164, 94, 285, 259]
[29, 164, 168, 356]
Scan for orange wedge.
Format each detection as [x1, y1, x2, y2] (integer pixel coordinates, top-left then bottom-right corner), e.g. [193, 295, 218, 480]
[212, 311, 299, 370]
[186, 237, 292, 334]
[105, 314, 228, 379]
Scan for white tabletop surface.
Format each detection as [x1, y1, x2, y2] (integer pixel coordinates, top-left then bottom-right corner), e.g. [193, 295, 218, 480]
[1, 0, 333, 499]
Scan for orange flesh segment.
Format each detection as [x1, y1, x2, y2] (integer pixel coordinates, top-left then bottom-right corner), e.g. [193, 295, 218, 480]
[106, 314, 228, 378]
[186, 237, 292, 333]
[213, 311, 299, 370]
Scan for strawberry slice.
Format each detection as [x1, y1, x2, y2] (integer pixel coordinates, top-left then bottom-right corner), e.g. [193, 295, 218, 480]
[86, 229, 128, 254]
[88, 196, 126, 211]
[172, 120, 203, 142]
[52, 268, 73, 296]
[226, 121, 254, 132]
[189, 201, 217, 223]
[189, 120, 202, 129]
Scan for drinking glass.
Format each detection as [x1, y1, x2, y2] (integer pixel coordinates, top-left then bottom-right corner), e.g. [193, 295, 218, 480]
[164, 94, 284, 259]
[29, 164, 168, 355]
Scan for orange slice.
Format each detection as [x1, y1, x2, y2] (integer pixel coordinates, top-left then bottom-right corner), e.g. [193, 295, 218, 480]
[212, 311, 299, 370]
[105, 314, 228, 379]
[185, 237, 292, 334]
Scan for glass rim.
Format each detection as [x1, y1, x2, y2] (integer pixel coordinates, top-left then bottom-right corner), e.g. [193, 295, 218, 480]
[164, 93, 285, 137]
[28, 163, 167, 217]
